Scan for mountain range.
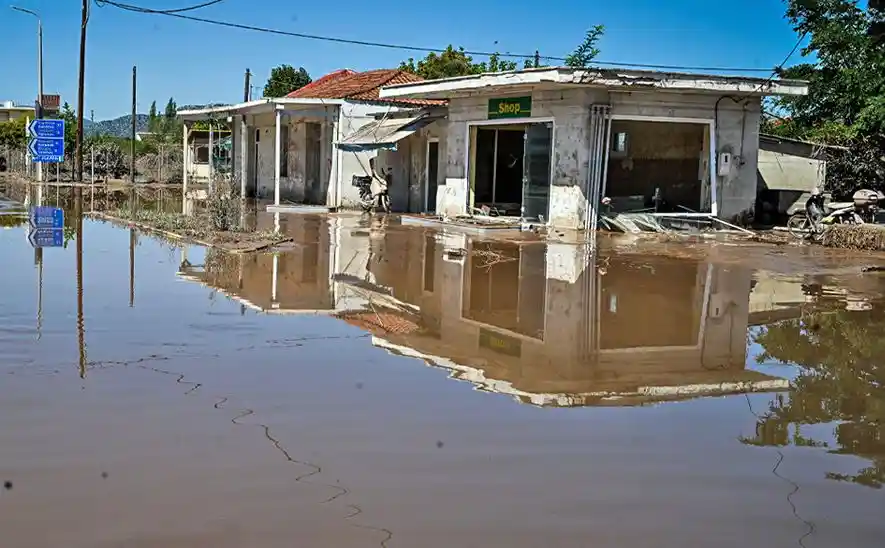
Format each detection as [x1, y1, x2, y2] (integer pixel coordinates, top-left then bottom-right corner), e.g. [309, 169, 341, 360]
[85, 114, 150, 138]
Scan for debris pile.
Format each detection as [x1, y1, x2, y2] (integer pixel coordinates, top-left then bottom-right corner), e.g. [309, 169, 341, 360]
[821, 224, 885, 251]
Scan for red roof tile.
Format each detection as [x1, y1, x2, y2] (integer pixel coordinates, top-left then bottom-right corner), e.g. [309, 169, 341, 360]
[287, 69, 444, 106]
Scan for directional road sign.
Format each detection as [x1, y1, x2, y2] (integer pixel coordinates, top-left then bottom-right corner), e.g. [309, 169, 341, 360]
[28, 228, 64, 248]
[28, 119, 65, 139]
[28, 206, 65, 229]
[28, 119, 65, 163]
[28, 137, 64, 163]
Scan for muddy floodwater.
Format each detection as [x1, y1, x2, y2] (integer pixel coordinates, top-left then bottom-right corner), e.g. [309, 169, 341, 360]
[2, 185, 885, 547]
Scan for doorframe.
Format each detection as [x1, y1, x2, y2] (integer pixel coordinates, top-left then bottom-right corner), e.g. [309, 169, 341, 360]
[464, 117, 556, 224]
[607, 114, 717, 216]
[424, 137, 440, 213]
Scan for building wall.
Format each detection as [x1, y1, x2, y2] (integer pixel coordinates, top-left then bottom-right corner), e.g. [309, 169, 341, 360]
[376, 119, 448, 213]
[438, 88, 761, 228]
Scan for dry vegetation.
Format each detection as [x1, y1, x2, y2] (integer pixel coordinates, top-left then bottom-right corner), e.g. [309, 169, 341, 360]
[821, 224, 885, 251]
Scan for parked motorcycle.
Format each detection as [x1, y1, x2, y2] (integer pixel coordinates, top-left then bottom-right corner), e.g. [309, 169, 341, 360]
[788, 188, 882, 240]
[352, 174, 390, 213]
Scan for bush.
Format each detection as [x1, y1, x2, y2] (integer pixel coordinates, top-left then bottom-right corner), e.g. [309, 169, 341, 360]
[207, 175, 241, 231]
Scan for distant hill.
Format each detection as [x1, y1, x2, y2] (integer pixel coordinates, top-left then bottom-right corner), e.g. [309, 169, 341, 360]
[85, 114, 150, 138]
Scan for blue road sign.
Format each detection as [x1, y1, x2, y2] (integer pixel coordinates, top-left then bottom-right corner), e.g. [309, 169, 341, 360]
[28, 228, 64, 248]
[28, 206, 65, 229]
[28, 137, 65, 163]
[28, 119, 65, 139]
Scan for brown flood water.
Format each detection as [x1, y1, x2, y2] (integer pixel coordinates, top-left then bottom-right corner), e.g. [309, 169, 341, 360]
[2, 185, 885, 547]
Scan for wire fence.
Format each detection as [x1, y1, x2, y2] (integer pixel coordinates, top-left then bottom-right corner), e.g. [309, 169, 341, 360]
[0, 143, 185, 184]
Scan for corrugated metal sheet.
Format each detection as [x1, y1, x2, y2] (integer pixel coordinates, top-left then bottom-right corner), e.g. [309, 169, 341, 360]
[337, 115, 441, 151]
[758, 149, 825, 192]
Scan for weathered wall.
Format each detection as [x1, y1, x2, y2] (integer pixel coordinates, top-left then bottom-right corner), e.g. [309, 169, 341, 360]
[438, 88, 761, 227]
[442, 88, 607, 226]
[377, 119, 447, 213]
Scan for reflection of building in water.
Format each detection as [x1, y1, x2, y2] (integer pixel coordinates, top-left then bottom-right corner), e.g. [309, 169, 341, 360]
[341, 230, 788, 406]
[176, 215, 370, 313]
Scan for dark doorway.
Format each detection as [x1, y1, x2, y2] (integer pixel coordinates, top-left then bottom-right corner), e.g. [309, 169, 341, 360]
[473, 126, 526, 216]
[426, 141, 439, 212]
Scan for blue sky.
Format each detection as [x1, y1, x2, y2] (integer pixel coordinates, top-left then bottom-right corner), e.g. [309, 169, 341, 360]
[1, 0, 806, 120]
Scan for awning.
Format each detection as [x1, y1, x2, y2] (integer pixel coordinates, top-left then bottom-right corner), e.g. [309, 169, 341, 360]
[758, 149, 824, 192]
[337, 115, 441, 152]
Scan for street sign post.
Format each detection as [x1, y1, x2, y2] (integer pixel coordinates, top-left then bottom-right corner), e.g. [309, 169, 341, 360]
[28, 228, 64, 248]
[28, 206, 64, 229]
[28, 119, 64, 163]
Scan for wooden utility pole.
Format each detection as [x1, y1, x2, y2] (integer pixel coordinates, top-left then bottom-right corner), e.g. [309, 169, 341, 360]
[131, 66, 136, 185]
[74, 0, 88, 182]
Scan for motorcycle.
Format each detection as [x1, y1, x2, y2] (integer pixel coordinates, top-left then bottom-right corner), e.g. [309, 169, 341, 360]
[788, 189, 882, 240]
[352, 174, 390, 213]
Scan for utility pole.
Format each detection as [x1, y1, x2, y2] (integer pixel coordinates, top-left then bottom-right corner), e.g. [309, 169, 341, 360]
[11, 6, 44, 183]
[131, 66, 136, 185]
[75, 0, 89, 183]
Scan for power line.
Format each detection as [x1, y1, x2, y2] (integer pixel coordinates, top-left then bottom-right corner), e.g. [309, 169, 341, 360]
[95, 0, 778, 73]
[95, 0, 225, 14]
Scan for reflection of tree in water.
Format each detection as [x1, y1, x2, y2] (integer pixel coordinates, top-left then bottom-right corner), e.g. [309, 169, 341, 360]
[747, 304, 885, 488]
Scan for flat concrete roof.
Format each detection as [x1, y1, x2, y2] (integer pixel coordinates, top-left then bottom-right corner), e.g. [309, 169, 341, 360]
[379, 66, 809, 100]
[177, 97, 345, 121]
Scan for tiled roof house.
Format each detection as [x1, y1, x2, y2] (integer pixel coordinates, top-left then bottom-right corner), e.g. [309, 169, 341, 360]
[287, 69, 444, 106]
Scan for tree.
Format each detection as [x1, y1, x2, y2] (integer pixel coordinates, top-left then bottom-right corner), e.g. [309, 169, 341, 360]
[0, 117, 28, 149]
[564, 25, 605, 68]
[164, 97, 177, 120]
[399, 46, 533, 80]
[148, 101, 159, 133]
[766, 1, 885, 196]
[59, 102, 77, 162]
[263, 65, 312, 98]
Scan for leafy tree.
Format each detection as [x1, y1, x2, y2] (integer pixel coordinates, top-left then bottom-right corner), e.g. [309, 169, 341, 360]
[148, 101, 159, 133]
[766, 1, 885, 196]
[0, 117, 28, 149]
[59, 103, 77, 161]
[400, 46, 533, 79]
[263, 65, 312, 98]
[564, 25, 605, 68]
[164, 98, 177, 120]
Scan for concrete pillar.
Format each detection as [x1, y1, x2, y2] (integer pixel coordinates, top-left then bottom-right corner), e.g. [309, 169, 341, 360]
[182, 122, 189, 213]
[274, 108, 281, 206]
[239, 115, 248, 198]
[208, 125, 214, 194]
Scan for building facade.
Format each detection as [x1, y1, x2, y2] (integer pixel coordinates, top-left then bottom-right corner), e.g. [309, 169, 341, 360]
[379, 67, 808, 228]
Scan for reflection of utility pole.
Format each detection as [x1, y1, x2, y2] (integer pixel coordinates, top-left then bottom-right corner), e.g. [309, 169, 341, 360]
[75, 188, 86, 378]
[35, 247, 43, 340]
[129, 228, 135, 307]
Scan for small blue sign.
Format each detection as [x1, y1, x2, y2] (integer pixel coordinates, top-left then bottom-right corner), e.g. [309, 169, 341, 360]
[28, 119, 65, 139]
[28, 137, 65, 163]
[28, 228, 64, 248]
[28, 206, 65, 229]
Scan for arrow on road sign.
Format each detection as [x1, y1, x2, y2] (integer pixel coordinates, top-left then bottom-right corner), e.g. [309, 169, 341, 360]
[28, 137, 64, 163]
[28, 118, 65, 139]
[28, 228, 64, 248]
[28, 206, 65, 229]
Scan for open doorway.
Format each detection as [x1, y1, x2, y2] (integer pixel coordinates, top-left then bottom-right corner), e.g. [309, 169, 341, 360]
[604, 119, 712, 214]
[426, 139, 439, 213]
[468, 121, 553, 221]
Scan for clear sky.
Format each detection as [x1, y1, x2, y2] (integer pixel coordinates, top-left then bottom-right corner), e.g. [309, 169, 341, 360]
[1, 0, 807, 120]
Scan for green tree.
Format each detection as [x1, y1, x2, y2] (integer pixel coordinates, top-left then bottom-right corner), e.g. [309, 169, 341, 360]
[564, 25, 605, 68]
[59, 103, 77, 161]
[148, 100, 159, 133]
[262, 65, 312, 98]
[163, 97, 177, 120]
[767, 1, 885, 196]
[0, 117, 28, 149]
[399, 46, 533, 79]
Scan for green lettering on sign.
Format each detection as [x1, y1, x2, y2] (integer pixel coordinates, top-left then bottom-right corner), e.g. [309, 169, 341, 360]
[488, 96, 532, 119]
[478, 327, 522, 357]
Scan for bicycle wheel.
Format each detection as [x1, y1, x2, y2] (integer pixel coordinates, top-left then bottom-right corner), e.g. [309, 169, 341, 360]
[787, 214, 810, 239]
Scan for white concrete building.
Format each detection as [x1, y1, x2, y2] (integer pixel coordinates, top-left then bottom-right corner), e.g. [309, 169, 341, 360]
[379, 67, 808, 229]
[177, 69, 444, 209]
